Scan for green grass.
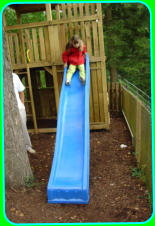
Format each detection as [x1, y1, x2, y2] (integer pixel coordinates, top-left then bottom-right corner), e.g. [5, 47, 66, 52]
[132, 167, 146, 183]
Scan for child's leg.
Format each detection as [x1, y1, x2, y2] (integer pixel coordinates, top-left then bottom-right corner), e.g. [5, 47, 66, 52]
[66, 64, 76, 85]
[78, 64, 86, 84]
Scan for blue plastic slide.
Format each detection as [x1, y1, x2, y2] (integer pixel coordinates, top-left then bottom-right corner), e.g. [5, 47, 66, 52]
[47, 54, 90, 204]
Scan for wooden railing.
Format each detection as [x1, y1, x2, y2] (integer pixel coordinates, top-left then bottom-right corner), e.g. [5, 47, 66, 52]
[5, 3, 101, 68]
[7, 26, 50, 66]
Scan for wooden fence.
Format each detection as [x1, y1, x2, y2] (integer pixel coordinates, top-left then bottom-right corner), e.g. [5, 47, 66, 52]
[121, 85, 152, 196]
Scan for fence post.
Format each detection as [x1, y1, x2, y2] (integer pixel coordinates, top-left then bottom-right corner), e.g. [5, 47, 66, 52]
[107, 81, 122, 113]
[135, 98, 142, 166]
[119, 83, 122, 111]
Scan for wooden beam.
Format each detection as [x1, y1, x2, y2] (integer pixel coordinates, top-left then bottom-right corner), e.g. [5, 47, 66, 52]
[136, 99, 142, 165]
[97, 3, 110, 129]
[28, 128, 57, 134]
[12, 61, 52, 70]
[46, 4, 52, 21]
[56, 4, 60, 20]
[44, 27, 51, 61]
[25, 29, 34, 62]
[32, 28, 39, 61]
[52, 66, 59, 113]
[90, 122, 110, 130]
[26, 65, 38, 133]
[11, 57, 105, 70]
[17, 13, 26, 64]
[46, 4, 55, 65]
[5, 21, 49, 31]
[61, 4, 67, 20]
[39, 27, 46, 60]
[5, 15, 98, 31]
[44, 65, 59, 114]
[44, 66, 52, 75]
[9, 4, 58, 15]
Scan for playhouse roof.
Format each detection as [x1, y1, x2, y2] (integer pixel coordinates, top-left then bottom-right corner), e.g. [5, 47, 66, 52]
[9, 4, 58, 14]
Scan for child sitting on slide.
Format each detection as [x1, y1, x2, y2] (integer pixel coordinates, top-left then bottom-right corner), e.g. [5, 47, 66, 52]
[62, 35, 86, 86]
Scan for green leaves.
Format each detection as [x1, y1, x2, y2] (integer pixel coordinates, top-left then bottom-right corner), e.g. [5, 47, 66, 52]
[103, 3, 150, 96]
[132, 167, 146, 183]
[4, 7, 17, 26]
[25, 175, 34, 188]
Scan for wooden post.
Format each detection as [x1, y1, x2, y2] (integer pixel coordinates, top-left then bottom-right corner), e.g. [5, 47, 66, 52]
[39, 27, 46, 60]
[26, 66, 38, 133]
[62, 4, 67, 19]
[46, 4, 52, 20]
[136, 99, 142, 165]
[44, 66, 59, 113]
[25, 29, 34, 62]
[44, 27, 51, 62]
[31, 69, 40, 118]
[46, 4, 60, 113]
[56, 4, 60, 20]
[32, 28, 39, 62]
[46, 4, 55, 64]
[17, 13, 26, 64]
[97, 3, 110, 129]
[52, 66, 59, 113]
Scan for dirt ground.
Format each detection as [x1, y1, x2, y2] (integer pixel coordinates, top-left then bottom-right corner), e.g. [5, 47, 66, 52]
[5, 115, 152, 223]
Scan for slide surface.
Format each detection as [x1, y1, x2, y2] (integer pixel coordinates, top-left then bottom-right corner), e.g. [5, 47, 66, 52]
[47, 54, 90, 204]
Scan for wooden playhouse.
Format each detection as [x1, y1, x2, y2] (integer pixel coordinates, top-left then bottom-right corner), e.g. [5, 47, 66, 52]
[3, 3, 110, 133]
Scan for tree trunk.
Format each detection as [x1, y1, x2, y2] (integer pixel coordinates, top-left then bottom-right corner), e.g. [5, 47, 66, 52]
[3, 24, 33, 188]
[105, 5, 118, 110]
[109, 66, 118, 83]
[106, 5, 118, 83]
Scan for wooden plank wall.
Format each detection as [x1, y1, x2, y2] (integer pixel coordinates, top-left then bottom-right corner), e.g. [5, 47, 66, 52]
[51, 3, 110, 129]
[23, 27, 48, 63]
[5, 3, 110, 130]
[8, 26, 49, 65]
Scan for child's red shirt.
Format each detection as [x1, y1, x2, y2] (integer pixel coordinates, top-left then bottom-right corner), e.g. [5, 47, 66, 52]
[62, 45, 86, 65]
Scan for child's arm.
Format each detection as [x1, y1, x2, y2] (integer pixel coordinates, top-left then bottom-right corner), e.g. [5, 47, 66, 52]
[82, 45, 87, 58]
[19, 91, 24, 105]
[64, 63, 67, 68]
[82, 45, 87, 54]
[62, 50, 70, 68]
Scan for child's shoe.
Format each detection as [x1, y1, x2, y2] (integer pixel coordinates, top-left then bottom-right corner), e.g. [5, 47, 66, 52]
[27, 147, 36, 154]
[79, 76, 86, 85]
[65, 79, 71, 86]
